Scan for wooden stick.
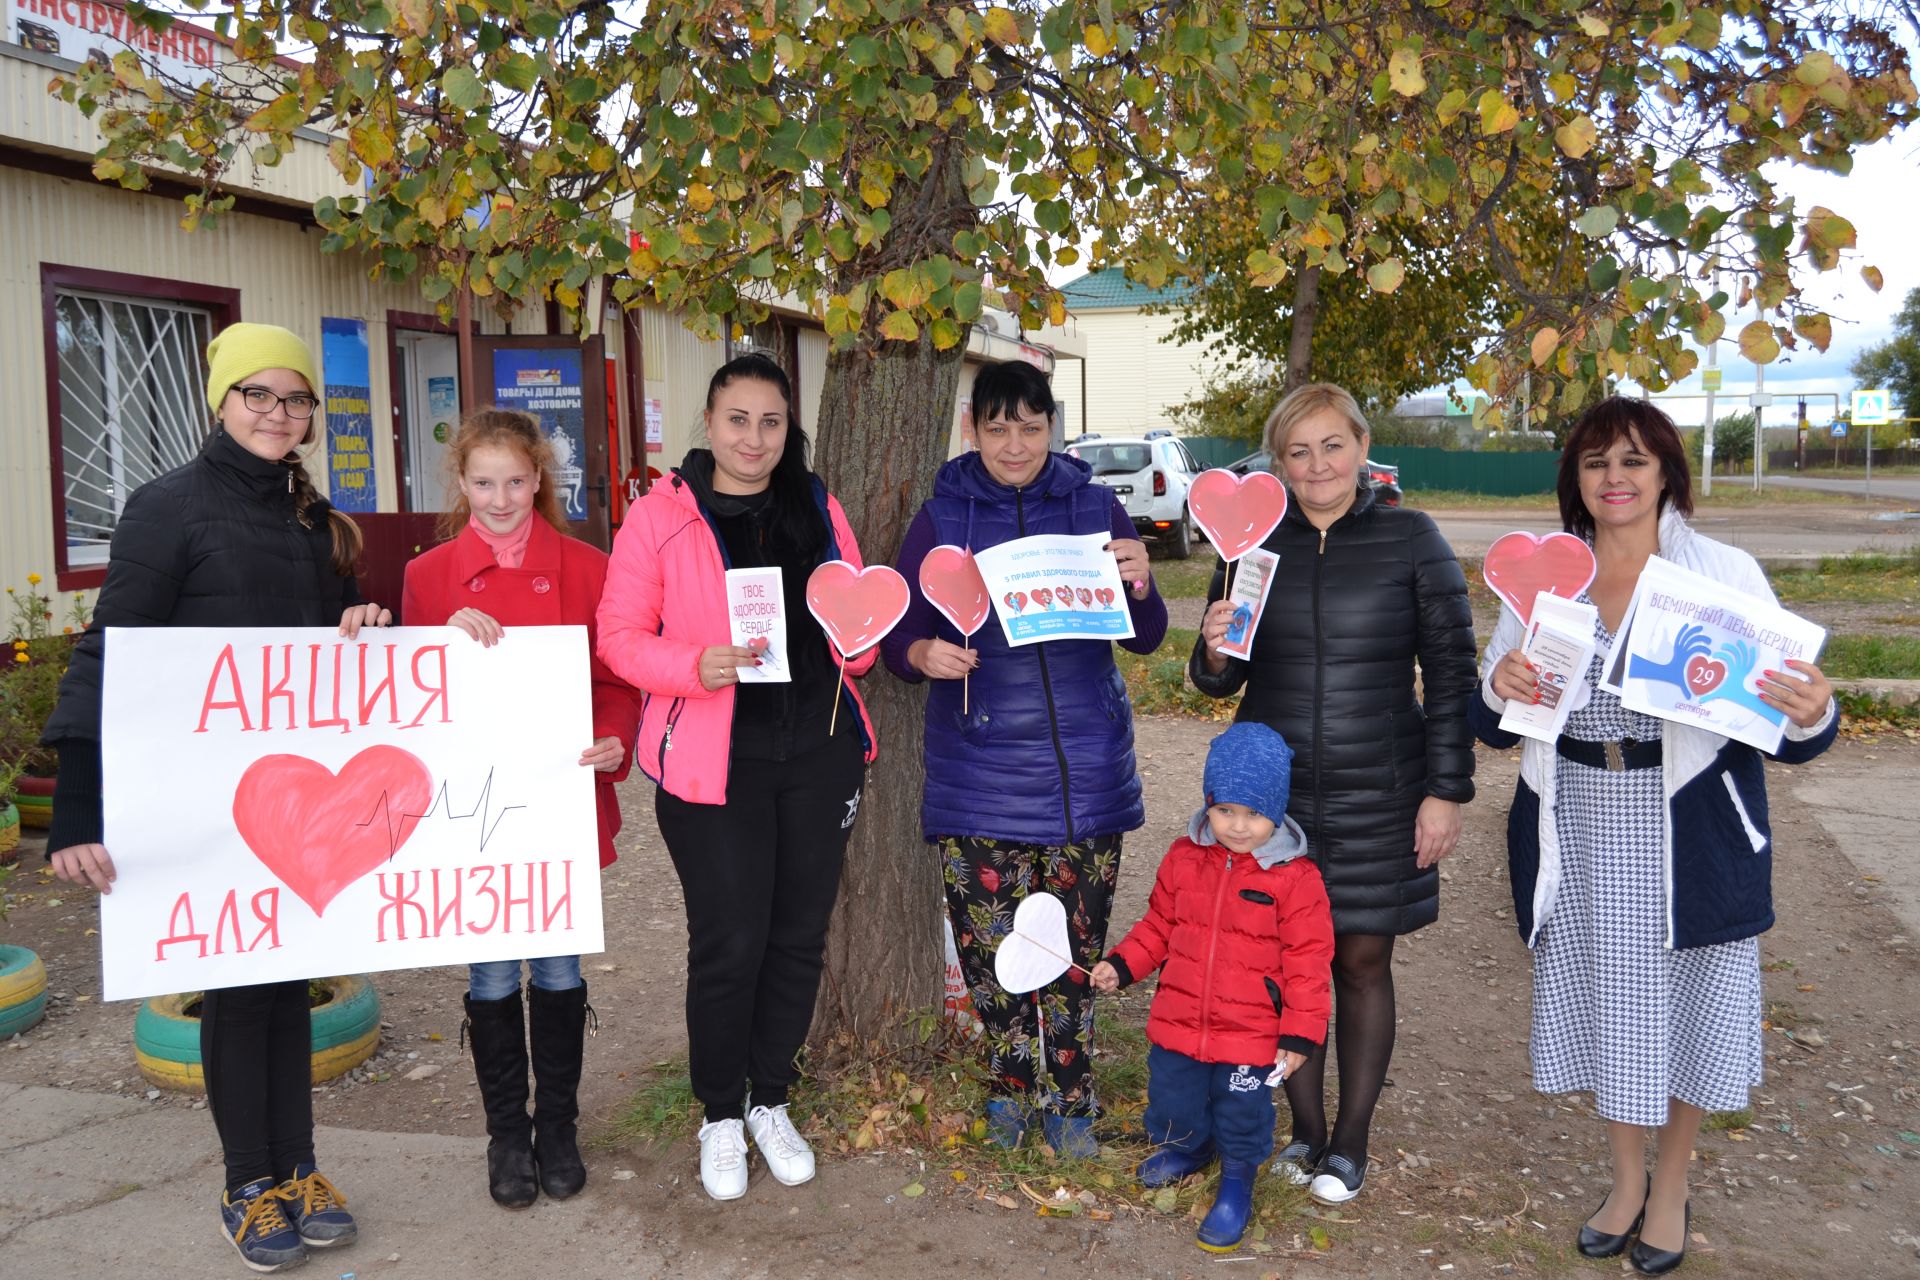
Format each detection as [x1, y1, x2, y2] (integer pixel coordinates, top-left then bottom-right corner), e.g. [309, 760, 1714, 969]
[1012, 929, 1091, 977]
[829, 650, 846, 736]
[963, 670, 970, 716]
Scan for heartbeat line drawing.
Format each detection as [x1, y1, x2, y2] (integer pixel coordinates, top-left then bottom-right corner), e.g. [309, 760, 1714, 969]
[356, 767, 528, 856]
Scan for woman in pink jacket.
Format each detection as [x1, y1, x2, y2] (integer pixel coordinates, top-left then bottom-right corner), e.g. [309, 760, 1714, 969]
[597, 353, 877, 1203]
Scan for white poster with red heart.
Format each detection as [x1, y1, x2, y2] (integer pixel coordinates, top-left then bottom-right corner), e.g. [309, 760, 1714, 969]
[97, 626, 603, 1001]
[972, 533, 1135, 647]
[1604, 556, 1827, 754]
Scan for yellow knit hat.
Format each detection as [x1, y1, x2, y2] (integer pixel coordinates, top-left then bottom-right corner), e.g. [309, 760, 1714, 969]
[205, 323, 321, 411]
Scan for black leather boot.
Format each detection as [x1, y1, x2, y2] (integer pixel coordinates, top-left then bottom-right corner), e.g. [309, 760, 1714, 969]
[462, 990, 538, 1209]
[528, 982, 595, 1200]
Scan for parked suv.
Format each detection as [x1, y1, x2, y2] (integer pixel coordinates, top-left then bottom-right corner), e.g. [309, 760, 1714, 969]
[1066, 430, 1202, 558]
[1225, 449, 1403, 507]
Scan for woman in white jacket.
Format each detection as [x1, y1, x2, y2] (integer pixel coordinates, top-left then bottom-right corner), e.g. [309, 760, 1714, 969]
[1471, 398, 1836, 1277]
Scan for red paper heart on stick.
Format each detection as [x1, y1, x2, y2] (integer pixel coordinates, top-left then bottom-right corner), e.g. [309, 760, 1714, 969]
[232, 745, 434, 917]
[919, 544, 991, 637]
[1482, 531, 1598, 625]
[805, 560, 910, 657]
[1188, 468, 1289, 562]
[1684, 653, 1728, 697]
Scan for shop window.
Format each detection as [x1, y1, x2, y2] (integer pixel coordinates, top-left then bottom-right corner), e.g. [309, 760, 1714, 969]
[43, 267, 235, 586]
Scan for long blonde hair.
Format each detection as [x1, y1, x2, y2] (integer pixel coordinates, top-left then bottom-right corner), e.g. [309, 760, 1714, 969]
[1262, 382, 1371, 460]
[437, 408, 569, 541]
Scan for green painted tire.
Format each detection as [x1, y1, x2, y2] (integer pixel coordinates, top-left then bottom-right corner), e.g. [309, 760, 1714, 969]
[134, 975, 381, 1089]
[0, 945, 48, 1037]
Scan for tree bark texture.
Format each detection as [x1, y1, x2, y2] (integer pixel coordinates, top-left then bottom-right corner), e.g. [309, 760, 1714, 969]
[810, 331, 969, 1046]
[1284, 259, 1324, 391]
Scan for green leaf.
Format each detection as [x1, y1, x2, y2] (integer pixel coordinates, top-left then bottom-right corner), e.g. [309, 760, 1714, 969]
[1365, 258, 1406, 293]
[954, 281, 984, 321]
[441, 66, 485, 112]
[496, 53, 539, 94]
[1434, 88, 1467, 125]
[880, 309, 921, 341]
[900, 1182, 925, 1198]
[1587, 255, 1621, 292]
[1575, 205, 1620, 238]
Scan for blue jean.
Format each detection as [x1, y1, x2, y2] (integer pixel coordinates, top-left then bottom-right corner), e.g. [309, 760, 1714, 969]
[1142, 1043, 1278, 1165]
[469, 955, 582, 1000]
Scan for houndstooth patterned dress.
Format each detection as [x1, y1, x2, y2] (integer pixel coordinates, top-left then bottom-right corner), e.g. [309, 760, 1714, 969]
[1529, 621, 1764, 1126]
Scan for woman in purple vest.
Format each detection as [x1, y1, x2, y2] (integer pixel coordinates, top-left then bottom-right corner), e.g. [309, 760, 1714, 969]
[883, 360, 1167, 1156]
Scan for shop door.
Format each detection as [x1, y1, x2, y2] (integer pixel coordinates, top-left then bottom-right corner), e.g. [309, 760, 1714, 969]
[393, 329, 462, 513]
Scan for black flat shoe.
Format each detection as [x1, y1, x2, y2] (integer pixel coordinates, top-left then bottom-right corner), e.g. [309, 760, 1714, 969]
[1629, 1200, 1690, 1276]
[1576, 1175, 1648, 1259]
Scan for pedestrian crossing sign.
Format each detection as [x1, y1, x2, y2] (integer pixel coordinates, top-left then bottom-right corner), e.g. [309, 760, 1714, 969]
[1852, 389, 1891, 425]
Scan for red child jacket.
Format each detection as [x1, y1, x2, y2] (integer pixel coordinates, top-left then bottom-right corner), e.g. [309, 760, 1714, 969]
[401, 518, 641, 867]
[1107, 812, 1335, 1064]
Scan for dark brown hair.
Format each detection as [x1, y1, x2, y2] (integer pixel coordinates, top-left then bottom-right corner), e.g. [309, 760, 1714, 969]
[437, 407, 570, 541]
[1556, 397, 1694, 541]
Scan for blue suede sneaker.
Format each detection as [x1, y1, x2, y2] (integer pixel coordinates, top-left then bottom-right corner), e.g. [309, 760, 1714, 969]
[282, 1163, 357, 1249]
[1137, 1140, 1216, 1188]
[1041, 1113, 1099, 1159]
[219, 1177, 307, 1273]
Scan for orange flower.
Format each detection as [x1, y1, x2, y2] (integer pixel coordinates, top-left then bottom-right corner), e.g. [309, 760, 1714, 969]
[26, 572, 41, 585]
[11, 653, 26, 664]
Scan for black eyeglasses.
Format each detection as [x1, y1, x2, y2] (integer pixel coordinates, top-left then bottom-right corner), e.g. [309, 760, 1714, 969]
[233, 384, 319, 420]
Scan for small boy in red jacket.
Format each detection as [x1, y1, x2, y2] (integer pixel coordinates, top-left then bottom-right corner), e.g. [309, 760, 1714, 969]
[1092, 722, 1333, 1252]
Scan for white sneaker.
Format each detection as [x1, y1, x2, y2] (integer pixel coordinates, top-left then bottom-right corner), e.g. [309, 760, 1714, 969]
[746, 1104, 816, 1186]
[1308, 1152, 1366, 1205]
[697, 1118, 749, 1201]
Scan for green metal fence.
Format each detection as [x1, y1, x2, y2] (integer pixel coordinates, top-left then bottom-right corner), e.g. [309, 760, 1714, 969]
[1365, 446, 1561, 497]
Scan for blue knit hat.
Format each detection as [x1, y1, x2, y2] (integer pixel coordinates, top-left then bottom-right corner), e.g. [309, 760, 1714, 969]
[1203, 722, 1294, 823]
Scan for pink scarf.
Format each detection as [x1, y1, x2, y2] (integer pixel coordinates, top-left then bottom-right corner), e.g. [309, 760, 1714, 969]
[469, 514, 535, 569]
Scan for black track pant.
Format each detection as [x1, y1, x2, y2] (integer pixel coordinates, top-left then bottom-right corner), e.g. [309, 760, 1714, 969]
[655, 728, 865, 1121]
[201, 979, 315, 1194]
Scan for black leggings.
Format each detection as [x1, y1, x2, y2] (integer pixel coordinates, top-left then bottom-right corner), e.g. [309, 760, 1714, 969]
[655, 728, 864, 1121]
[201, 979, 315, 1194]
[1282, 933, 1397, 1164]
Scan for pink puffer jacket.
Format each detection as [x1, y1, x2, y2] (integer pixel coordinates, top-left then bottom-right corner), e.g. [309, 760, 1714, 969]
[596, 471, 877, 804]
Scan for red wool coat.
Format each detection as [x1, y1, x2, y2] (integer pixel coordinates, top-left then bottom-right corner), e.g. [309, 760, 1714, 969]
[401, 518, 640, 867]
[1107, 833, 1335, 1064]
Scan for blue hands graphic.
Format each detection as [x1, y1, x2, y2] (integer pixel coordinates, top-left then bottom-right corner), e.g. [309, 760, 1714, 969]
[1696, 638, 1787, 724]
[1627, 623, 1714, 699]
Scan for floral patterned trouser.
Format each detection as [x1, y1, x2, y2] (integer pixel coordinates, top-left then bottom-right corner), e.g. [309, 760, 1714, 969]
[938, 833, 1123, 1118]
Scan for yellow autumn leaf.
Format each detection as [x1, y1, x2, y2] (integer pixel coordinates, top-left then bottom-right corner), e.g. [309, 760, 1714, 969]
[686, 182, 716, 212]
[1366, 258, 1406, 293]
[1577, 14, 1608, 37]
[1793, 313, 1833, 352]
[1737, 320, 1781, 364]
[881, 309, 921, 341]
[1554, 114, 1598, 158]
[1083, 25, 1113, 58]
[982, 8, 1021, 47]
[1388, 46, 1426, 97]
[1530, 326, 1561, 367]
[1862, 264, 1885, 292]
[1477, 89, 1519, 135]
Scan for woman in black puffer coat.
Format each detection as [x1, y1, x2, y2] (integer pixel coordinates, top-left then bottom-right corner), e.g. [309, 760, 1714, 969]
[1188, 382, 1476, 1206]
[42, 323, 385, 1271]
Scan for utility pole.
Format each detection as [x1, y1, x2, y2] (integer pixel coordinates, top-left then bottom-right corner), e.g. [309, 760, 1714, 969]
[1749, 282, 1769, 492]
[1700, 326, 1718, 496]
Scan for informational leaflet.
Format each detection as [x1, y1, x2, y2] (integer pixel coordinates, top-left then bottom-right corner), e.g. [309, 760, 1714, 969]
[1497, 592, 1599, 744]
[1213, 547, 1281, 662]
[1601, 555, 1827, 753]
[725, 567, 790, 683]
[973, 533, 1135, 647]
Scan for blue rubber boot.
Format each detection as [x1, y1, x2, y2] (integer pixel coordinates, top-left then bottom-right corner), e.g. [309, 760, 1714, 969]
[1042, 1113, 1099, 1159]
[1137, 1140, 1216, 1189]
[983, 1098, 1030, 1149]
[1196, 1159, 1257, 1252]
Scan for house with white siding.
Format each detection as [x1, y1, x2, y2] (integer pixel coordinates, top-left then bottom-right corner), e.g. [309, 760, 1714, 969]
[1054, 267, 1239, 440]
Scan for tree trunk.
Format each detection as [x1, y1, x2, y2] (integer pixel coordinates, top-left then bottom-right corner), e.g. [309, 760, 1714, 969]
[807, 129, 976, 1046]
[1284, 259, 1323, 390]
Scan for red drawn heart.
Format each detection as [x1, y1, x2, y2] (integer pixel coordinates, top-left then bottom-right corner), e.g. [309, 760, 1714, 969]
[919, 544, 991, 637]
[1684, 653, 1728, 697]
[747, 635, 770, 654]
[1188, 468, 1289, 561]
[1095, 587, 1115, 607]
[1003, 591, 1027, 614]
[1057, 581, 1076, 606]
[232, 745, 434, 918]
[1031, 587, 1054, 609]
[805, 560, 911, 657]
[1076, 588, 1093, 607]
[1482, 531, 1598, 625]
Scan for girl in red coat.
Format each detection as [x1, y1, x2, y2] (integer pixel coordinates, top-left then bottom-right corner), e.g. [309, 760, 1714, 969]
[1093, 722, 1333, 1253]
[401, 408, 638, 1211]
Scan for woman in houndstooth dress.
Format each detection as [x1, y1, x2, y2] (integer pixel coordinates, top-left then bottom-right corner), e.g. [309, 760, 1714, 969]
[1530, 623, 1763, 1124]
[1472, 398, 1838, 1276]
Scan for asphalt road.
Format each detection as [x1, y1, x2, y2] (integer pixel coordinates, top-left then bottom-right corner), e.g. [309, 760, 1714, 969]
[1425, 501, 1920, 561]
[1763, 473, 1920, 501]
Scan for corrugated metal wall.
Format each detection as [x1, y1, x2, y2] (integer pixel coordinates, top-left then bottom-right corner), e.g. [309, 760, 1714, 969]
[1073, 309, 1225, 435]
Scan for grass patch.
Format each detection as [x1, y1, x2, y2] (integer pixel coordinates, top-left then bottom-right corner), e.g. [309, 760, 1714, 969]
[1403, 489, 1556, 510]
[1821, 633, 1920, 680]
[1837, 690, 1920, 735]
[597, 1057, 699, 1148]
[1152, 556, 1219, 600]
[1115, 627, 1236, 719]
[1770, 548, 1920, 610]
[1704, 1108, 1755, 1132]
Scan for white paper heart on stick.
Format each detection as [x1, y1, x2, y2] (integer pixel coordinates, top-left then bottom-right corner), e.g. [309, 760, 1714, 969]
[994, 893, 1078, 995]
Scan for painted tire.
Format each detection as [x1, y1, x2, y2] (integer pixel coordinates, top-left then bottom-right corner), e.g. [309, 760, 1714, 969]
[0, 802, 21, 860]
[0, 945, 49, 1037]
[133, 975, 381, 1090]
[13, 778, 53, 830]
